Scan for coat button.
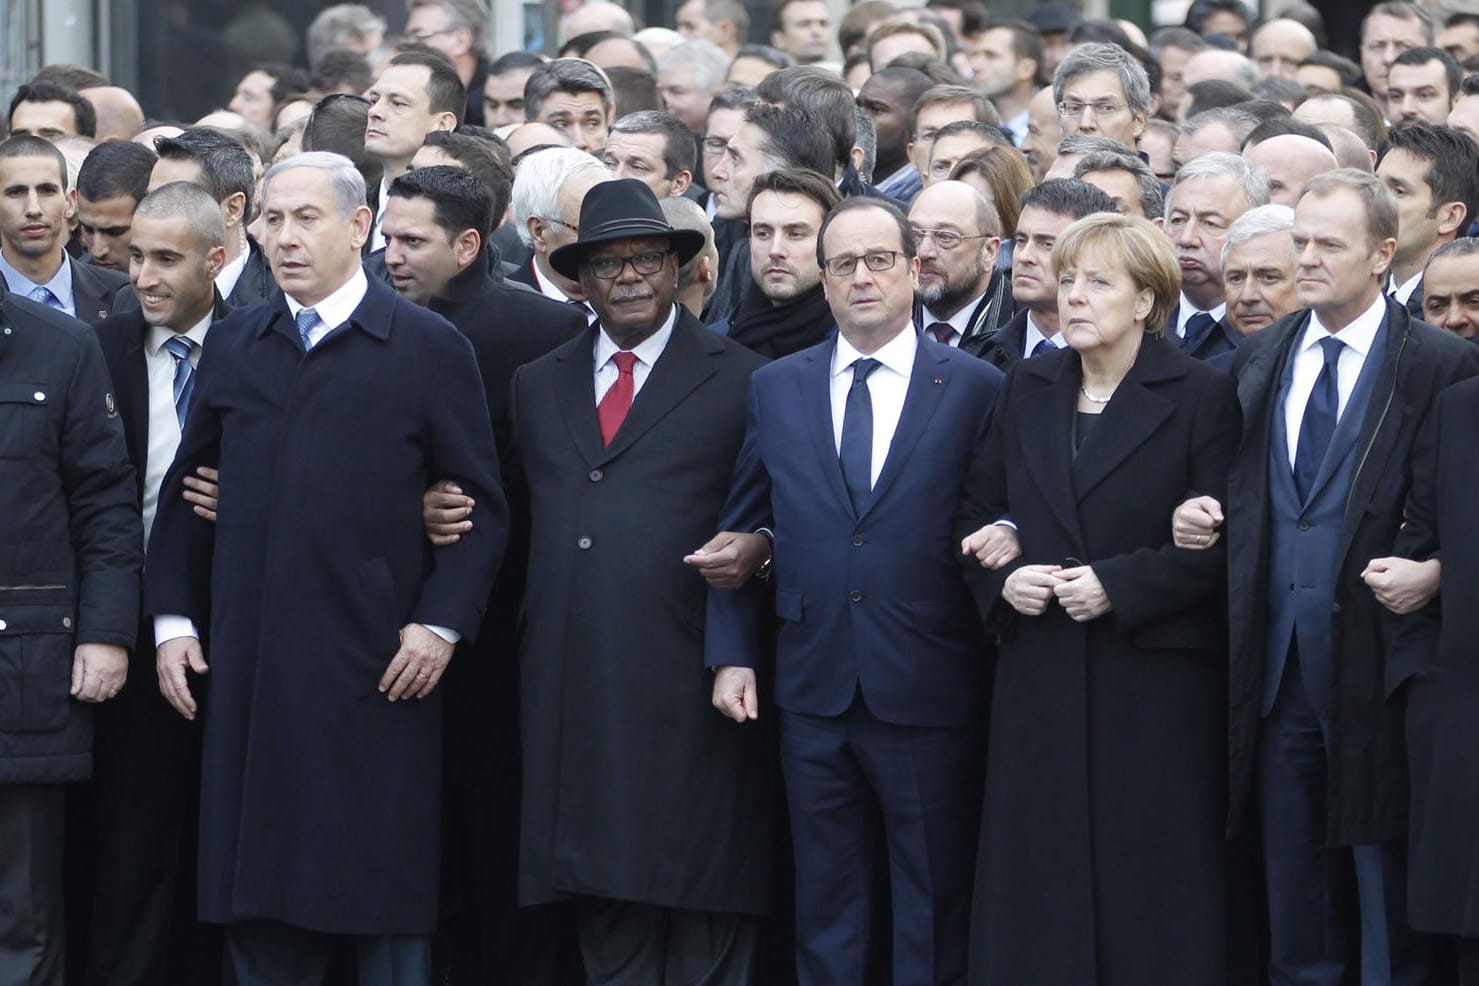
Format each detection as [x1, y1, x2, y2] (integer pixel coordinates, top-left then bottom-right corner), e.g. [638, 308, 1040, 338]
[589, 469, 603, 482]
[62, 616, 71, 628]
[852, 535, 864, 546]
[577, 536, 592, 550]
[1298, 521, 1310, 531]
[33, 391, 45, 402]
[849, 590, 863, 602]
[0, 619, 6, 630]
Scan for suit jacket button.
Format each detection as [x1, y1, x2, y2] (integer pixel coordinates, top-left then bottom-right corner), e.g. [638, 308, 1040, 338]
[849, 590, 863, 602]
[577, 536, 593, 550]
[589, 469, 603, 482]
[0, 619, 6, 631]
[1298, 521, 1310, 531]
[852, 535, 864, 546]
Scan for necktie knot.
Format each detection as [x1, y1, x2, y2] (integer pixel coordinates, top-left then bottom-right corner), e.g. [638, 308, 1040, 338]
[1184, 311, 1215, 349]
[162, 335, 196, 363]
[1319, 335, 1343, 367]
[295, 307, 319, 349]
[28, 285, 57, 309]
[162, 334, 198, 427]
[611, 350, 638, 375]
[1031, 338, 1056, 358]
[925, 322, 954, 346]
[850, 357, 880, 386]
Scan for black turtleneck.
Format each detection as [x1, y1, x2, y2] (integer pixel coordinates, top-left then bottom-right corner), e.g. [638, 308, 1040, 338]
[727, 280, 835, 359]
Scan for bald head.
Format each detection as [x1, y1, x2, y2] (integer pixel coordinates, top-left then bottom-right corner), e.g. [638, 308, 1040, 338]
[1183, 50, 1259, 91]
[1250, 20, 1318, 80]
[1244, 134, 1339, 207]
[564, 1, 635, 41]
[82, 86, 145, 141]
[506, 122, 574, 161]
[1318, 124, 1376, 172]
[910, 178, 1001, 237]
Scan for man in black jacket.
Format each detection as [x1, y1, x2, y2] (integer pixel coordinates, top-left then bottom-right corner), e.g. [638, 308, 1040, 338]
[383, 166, 586, 984]
[0, 273, 141, 983]
[908, 179, 1015, 359]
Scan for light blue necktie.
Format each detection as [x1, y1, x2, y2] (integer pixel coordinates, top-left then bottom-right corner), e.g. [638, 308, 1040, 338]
[28, 285, 60, 311]
[161, 335, 197, 427]
[295, 307, 320, 351]
[1031, 338, 1055, 358]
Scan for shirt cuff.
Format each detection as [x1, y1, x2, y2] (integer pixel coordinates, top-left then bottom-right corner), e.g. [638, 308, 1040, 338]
[154, 615, 199, 644]
[991, 518, 1017, 531]
[424, 624, 461, 645]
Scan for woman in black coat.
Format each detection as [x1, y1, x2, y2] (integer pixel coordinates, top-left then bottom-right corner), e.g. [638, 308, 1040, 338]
[1385, 375, 1479, 984]
[955, 213, 1242, 986]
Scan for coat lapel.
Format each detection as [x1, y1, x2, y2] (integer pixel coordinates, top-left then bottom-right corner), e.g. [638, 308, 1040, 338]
[1070, 336, 1180, 502]
[596, 311, 719, 466]
[1019, 352, 1085, 552]
[862, 341, 951, 517]
[121, 319, 151, 494]
[798, 343, 853, 514]
[552, 327, 607, 468]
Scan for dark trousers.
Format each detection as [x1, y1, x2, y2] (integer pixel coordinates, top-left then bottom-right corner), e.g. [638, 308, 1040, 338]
[575, 899, 757, 986]
[1257, 644, 1430, 986]
[779, 693, 980, 986]
[224, 922, 430, 986]
[0, 785, 67, 986]
[1460, 938, 1479, 986]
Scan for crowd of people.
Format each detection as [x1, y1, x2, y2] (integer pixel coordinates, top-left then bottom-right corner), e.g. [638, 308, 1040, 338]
[6, 0, 1479, 983]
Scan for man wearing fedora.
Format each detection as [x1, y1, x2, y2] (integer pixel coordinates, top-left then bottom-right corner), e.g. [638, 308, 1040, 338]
[495, 178, 773, 982]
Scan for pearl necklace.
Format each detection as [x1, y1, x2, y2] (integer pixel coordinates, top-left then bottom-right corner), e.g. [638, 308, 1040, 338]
[1079, 384, 1113, 404]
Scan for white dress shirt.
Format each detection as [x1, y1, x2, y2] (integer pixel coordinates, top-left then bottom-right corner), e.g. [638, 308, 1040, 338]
[142, 313, 212, 543]
[830, 325, 916, 489]
[370, 177, 391, 252]
[923, 291, 986, 349]
[1389, 271, 1422, 307]
[1023, 312, 1067, 358]
[533, 259, 598, 323]
[1282, 294, 1386, 469]
[1003, 109, 1029, 147]
[214, 239, 248, 301]
[1173, 293, 1226, 339]
[156, 267, 460, 646]
[593, 305, 676, 402]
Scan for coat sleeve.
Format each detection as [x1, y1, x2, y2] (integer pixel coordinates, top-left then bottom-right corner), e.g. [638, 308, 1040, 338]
[409, 328, 509, 642]
[1093, 371, 1241, 634]
[62, 327, 143, 648]
[704, 378, 774, 670]
[954, 364, 1027, 626]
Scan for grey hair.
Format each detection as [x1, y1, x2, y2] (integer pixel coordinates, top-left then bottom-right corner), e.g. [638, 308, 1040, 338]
[1427, 236, 1479, 271]
[1202, 51, 1260, 90]
[853, 108, 876, 186]
[407, 0, 488, 37]
[133, 181, 228, 252]
[1219, 203, 1295, 266]
[660, 195, 717, 294]
[1074, 150, 1164, 220]
[1053, 42, 1152, 120]
[1169, 151, 1270, 214]
[510, 147, 612, 247]
[306, 4, 387, 69]
[525, 58, 615, 121]
[261, 151, 367, 218]
[1181, 106, 1260, 144]
[658, 40, 730, 94]
[1057, 134, 1135, 158]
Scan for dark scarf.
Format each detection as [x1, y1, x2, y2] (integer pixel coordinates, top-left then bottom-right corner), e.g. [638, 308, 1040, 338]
[728, 280, 835, 359]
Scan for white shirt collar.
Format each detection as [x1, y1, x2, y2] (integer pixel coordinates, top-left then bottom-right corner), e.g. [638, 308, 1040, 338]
[1024, 312, 1066, 354]
[284, 267, 369, 332]
[593, 303, 678, 370]
[214, 243, 248, 301]
[532, 258, 574, 304]
[1390, 270, 1423, 306]
[923, 288, 987, 339]
[1303, 293, 1387, 358]
[831, 323, 918, 380]
[146, 309, 214, 358]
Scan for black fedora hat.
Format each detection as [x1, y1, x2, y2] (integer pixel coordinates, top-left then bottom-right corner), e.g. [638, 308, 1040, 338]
[549, 178, 708, 280]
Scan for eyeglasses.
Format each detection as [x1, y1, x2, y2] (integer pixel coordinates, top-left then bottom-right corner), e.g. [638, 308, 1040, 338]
[541, 216, 580, 234]
[823, 250, 906, 277]
[405, 27, 457, 42]
[1057, 99, 1128, 118]
[584, 249, 673, 279]
[912, 228, 992, 251]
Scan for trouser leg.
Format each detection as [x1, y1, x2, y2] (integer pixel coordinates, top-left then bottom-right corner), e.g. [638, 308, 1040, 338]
[0, 785, 66, 986]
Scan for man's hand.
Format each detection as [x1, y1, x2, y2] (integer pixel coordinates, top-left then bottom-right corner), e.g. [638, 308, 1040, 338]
[960, 523, 1023, 570]
[1003, 564, 1063, 616]
[1172, 495, 1224, 549]
[683, 532, 770, 588]
[423, 480, 474, 547]
[712, 666, 760, 722]
[183, 466, 219, 522]
[1362, 556, 1441, 615]
[72, 642, 128, 703]
[379, 623, 455, 701]
[157, 636, 209, 720]
[1054, 566, 1111, 622]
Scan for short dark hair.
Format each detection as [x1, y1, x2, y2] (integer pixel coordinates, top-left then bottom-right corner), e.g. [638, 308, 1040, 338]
[909, 85, 996, 139]
[883, 53, 970, 88]
[78, 139, 157, 204]
[1384, 124, 1479, 235]
[929, 0, 990, 37]
[1236, 99, 1295, 125]
[1186, 0, 1250, 35]
[610, 111, 695, 178]
[488, 51, 546, 77]
[933, 118, 1012, 148]
[744, 103, 836, 176]
[154, 127, 257, 216]
[1185, 79, 1255, 118]
[733, 44, 796, 73]
[1148, 26, 1209, 57]
[1249, 78, 1306, 108]
[388, 165, 493, 245]
[387, 48, 468, 124]
[606, 66, 663, 117]
[421, 130, 512, 223]
[30, 64, 108, 90]
[816, 196, 916, 268]
[524, 58, 614, 122]
[758, 67, 858, 171]
[1074, 150, 1164, 219]
[1244, 117, 1333, 150]
[1298, 50, 1362, 89]
[1391, 45, 1463, 99]
[0, 135, 70, 189]
[746, 166, 843, 218]
[310, 49, 374, 95]
[1019, 177, 1117, 220]
[1465, 72, 1479, 97]
[255, 63, 312, 109]
[708, 84, 758, 123]
[8, 81, 96, 137]
[983, 20, 1045, 75]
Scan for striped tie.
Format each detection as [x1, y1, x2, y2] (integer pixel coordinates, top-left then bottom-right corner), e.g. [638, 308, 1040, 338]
[161, 335, 197, 427]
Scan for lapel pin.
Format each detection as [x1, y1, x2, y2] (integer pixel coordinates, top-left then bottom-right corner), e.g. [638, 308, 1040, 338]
[933, 376, 943, 385]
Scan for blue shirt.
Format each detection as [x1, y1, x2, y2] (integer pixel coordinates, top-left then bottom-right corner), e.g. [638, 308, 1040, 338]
[0, 248, 74, 317]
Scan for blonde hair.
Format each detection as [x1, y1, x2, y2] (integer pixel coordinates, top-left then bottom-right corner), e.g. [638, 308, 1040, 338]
[1052, 213, 1181, 337]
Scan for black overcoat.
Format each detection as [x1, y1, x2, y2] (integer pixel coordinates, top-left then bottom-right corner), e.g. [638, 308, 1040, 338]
[143, 277, 508, 934]
[510, 309, 774, 915]
[955, 335, 1240, 986]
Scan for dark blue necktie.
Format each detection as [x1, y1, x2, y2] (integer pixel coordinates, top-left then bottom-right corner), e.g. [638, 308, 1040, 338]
[1031, 338, 1055, 358]
[1294, 336, 1344, 501]
[161, 335, 197, 427]
[1183, 311, 1215, 351]
[839, 358, 881, 513]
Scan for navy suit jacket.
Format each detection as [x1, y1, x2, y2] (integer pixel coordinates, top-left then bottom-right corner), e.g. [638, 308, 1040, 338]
[705, 333, 1002, 727]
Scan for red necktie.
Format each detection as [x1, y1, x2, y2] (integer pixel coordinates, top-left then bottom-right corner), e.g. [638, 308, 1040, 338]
[597, 351, 637, 446]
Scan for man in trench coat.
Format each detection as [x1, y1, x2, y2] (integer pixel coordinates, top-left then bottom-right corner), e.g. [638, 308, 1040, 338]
[144, 151, 507, 986]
